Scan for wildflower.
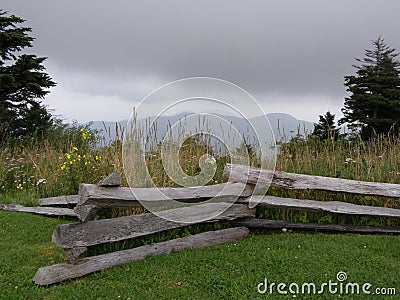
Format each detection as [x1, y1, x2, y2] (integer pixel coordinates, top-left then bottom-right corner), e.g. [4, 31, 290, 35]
[80, 128, 92, 140]
[66, 154, 71, 160]
[73, 147, 78, 151]
[61, 164, 66, 171]
[16, 183, 23, 190]
[36, 179, 46, 185]
[345, 157, 356, 164]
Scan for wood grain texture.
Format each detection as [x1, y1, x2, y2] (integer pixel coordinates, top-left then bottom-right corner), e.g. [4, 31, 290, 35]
[64, 246, 88, 262]
[38, 195, 79, 207]
[97, 170, 122, 187]
[74, 205, 102, 222]
[223, 163, 400, 198]
[34, 227, 250, 286]
[231, 218, 400, 234]
[52, 203, 255, 249]
[238, 195, 400, 218]
[78, 182, 254, 207]
[0, 203, 76, 217]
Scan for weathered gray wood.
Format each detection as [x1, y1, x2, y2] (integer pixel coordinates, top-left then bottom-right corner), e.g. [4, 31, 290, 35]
[38, 195, 79, 207]
[34, 227, 250, 286]
[78, 182, 254, 207]
[52, 203, 255, 249]
[98, 170, 122, 187]
[0, 203, 76, 217]
[74, 205, 102, 222]
[64, 246, 88, 262]
[232, 218, 400, 234]
[238, 195, 400, 218]
[223, 163, 400, 198]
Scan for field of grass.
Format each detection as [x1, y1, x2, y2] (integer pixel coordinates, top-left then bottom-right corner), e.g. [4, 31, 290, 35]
[0, 210, 399, 299]
[1, 126, 400, 203]
[0, 124, 399, 298]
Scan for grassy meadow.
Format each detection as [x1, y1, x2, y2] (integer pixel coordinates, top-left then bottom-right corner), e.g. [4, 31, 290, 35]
[0, 122, 399, 299]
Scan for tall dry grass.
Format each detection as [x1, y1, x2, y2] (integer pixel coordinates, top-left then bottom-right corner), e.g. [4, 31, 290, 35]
[0, 122, 399, 214]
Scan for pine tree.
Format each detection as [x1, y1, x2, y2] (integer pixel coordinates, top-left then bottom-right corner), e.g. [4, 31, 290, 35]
[340, 37, 400, 139]
[0, 10, 55, 141]
[312, 111, 340, 140]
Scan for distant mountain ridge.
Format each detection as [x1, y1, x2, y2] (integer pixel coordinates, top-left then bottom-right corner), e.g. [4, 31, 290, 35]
[89, 112, 315, 143]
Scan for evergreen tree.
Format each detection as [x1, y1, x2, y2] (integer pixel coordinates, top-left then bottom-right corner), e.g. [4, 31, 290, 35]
[0, 10, 55, 141]
[312, 111, 340, 140]
[340, 37, 400, 139]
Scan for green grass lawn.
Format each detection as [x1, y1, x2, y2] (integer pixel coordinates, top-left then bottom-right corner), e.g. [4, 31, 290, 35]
[0, 210, 399, 299]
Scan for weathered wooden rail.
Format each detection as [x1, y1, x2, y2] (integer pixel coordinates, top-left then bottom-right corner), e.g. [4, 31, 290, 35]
[54, 202, 254, 262]
[238, 195, 400, 218]
[30, 164, 400, 285]
[34, 227, 250, 286]
[223, 163, 400, 198]
[0, 203, 76, 217]
[38, 195, 79, 207]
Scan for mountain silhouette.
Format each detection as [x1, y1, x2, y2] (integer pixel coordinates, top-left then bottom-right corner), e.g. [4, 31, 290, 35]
[90, 112, 314, 144]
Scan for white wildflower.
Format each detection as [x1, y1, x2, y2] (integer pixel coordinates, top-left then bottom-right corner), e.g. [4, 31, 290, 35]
[36, 179, 46, 185]
[345, 157, 356, 164]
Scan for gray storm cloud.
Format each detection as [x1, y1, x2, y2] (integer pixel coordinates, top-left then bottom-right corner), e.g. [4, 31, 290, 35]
[2, 0, 400, 121]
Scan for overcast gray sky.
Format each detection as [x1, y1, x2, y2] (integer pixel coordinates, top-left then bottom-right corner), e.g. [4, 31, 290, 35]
[2, 0, 400, 122]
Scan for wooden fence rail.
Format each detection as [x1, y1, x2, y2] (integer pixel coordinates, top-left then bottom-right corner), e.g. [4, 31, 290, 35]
[34, 227, 249, 286]
[223, 163, 400, 198]
[38, 195, 79, 207]
[0, 204, 76, 217]
[53, 202, 254, 261]
[78, 182, 253, 207]
[238, 195, 400, 218]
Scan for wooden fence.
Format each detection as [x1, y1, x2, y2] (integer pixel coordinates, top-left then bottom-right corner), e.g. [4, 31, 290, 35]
[30, 164, 400, 285]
